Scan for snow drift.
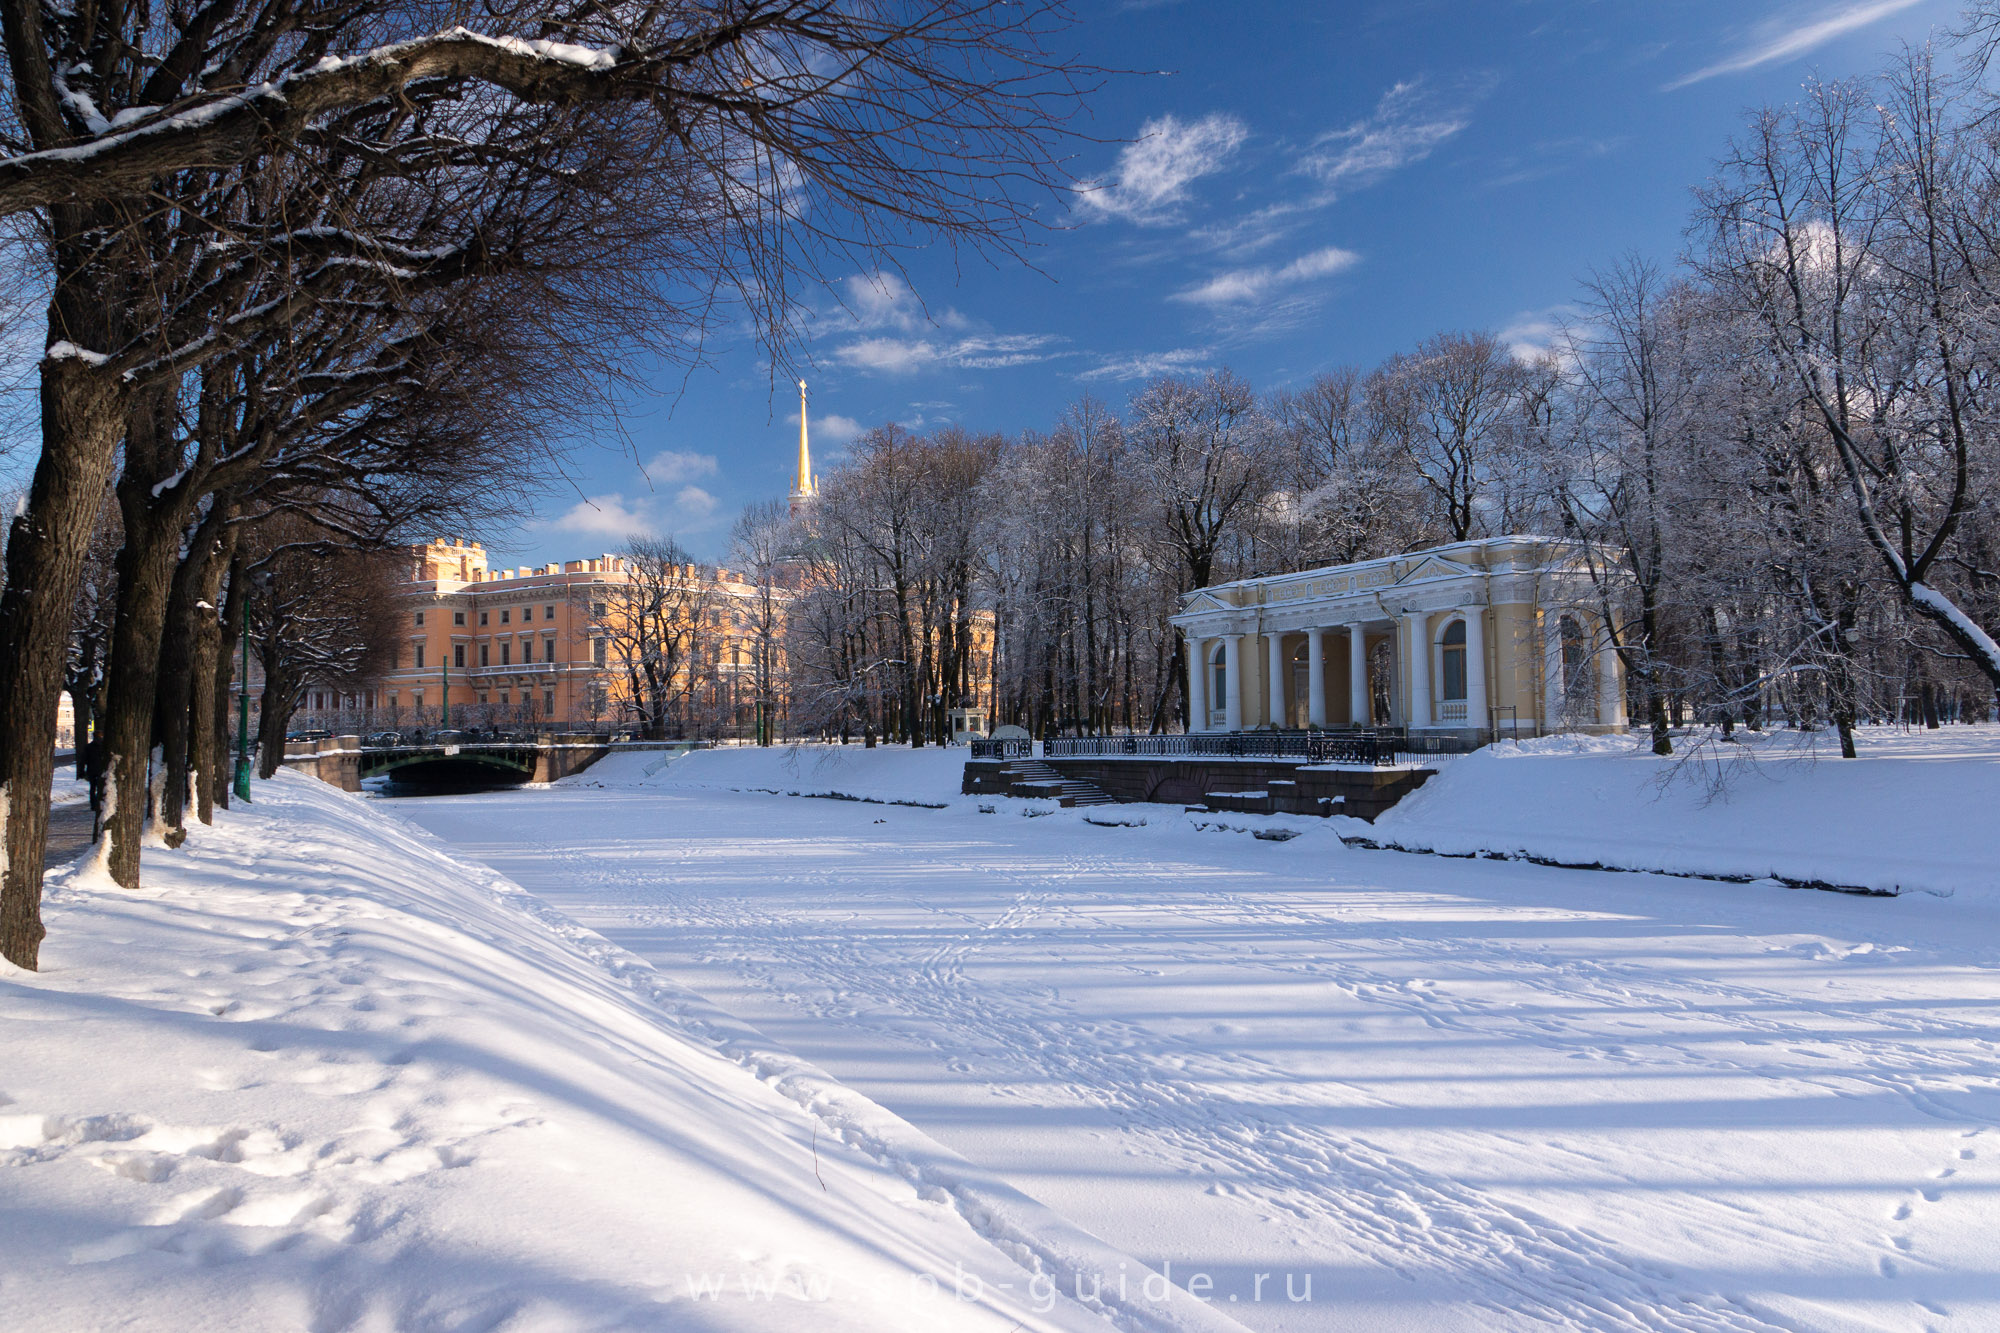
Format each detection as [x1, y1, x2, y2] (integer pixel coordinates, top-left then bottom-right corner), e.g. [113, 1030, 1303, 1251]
[1351, 727, 2000, 897]
[0, 771, 1242, 1333]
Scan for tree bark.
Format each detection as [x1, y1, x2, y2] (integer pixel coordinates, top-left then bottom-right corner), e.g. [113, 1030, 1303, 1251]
[101, 494, 186, 887]
[0, 356, 127, 968]
[210, 549, 248, 813]
[159, 505, 233, 839]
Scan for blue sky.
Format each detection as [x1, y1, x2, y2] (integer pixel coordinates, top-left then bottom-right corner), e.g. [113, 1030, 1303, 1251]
[506, 0, 1961, 566]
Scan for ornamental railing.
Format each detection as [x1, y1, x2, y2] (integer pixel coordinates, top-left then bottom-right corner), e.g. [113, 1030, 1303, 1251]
[1039, 730, 1462, 767]
[968, 736, 1032, 760]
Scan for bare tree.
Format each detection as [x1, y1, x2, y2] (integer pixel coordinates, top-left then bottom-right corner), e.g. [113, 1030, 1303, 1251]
[0, 0, 1094, 966]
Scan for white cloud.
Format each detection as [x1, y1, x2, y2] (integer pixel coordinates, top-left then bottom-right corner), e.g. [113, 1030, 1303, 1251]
[831, 332, 1063, 376]
[642, 449, 718, 485]
[1076, 113, 1250, 225]
[1171, 246, 1361, 307]
[1186, 80, 1479, 257]
[1076, 347, 1213, 383]
[1297, 79, 1475, 194]
[547, 493, 656, 540]
[1498, 305, 1580, 362]
[788, 410, 865, 444]
[835, 272, 967, 334]
[546, 480, 726, 542]
[1666, 0, 1923, 90]
[673, 485, 718, 519]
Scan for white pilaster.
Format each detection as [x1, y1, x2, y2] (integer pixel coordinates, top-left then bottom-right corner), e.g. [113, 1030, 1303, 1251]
[1307, 628, 1328, 728]
[1348, 624, 1369, 725]
[1223, 635, 1244, 733]
[1463, 608, 1487, 733]
[1406, 612, 1432, 728]
[1267, 632, 1287, 728]
[1543, 613, 1566, 729]
[1186, 636, 1207, 732]
[1597, 621, 1627, 727]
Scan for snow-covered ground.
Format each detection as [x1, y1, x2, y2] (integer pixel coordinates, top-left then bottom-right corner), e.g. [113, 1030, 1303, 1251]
[567, 741, 969, 805]
[396, 743, 2000, 1333]
[1351, 727, 2000, 899]
[2, 772, 1234, 1333]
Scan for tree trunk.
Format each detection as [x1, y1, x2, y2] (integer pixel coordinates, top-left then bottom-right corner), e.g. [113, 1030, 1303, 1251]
[0, 357, 126, 968]
[162, 508, 233, 835]
[257, 649, 298, 780]
[100, 498, 185, 887]
[210, 549, 248, 813]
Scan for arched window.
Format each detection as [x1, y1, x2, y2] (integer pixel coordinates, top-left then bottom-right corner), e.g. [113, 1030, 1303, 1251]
[1560, 614, 1590, 701]
[1210, 644, 1228, 709]
[1440, 619, 1468, 702]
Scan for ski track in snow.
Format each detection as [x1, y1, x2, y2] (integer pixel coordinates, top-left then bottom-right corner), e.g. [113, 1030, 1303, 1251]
[398, 774, 2000, 1333]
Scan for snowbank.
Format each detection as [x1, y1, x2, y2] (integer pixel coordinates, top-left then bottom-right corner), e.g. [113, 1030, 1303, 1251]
[1350, 727, 2000, 898]
[572, 743, 971, 807]
[0, 772, 1241, 1332]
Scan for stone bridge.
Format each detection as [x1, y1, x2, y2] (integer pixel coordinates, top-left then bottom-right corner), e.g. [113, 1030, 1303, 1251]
[282, 735, 695, 791]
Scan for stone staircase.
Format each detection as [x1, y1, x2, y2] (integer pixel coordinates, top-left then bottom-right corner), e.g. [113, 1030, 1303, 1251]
[1000, 758, 1117, 807]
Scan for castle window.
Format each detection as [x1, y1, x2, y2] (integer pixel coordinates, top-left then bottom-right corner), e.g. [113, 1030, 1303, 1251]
[479, 610, 488, 626]
[453, 644, 465, 669]
[453, 610, 466, 626]
[500, 609, 510, 624]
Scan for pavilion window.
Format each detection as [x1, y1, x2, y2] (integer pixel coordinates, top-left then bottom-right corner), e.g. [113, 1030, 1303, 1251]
[1560, 614, 1591, 702]
[1441, 620, 1468, 702]
[1210, 647, 1226, 713]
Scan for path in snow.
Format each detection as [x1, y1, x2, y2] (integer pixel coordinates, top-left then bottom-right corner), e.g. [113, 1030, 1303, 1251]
[396, 783, 2000, 1333]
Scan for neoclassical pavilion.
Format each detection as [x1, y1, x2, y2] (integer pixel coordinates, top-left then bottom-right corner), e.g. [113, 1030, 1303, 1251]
[1170, 536, 1628, 739]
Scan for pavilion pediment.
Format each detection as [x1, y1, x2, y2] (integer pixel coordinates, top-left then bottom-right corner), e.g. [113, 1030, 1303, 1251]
[1181, 590, 1234, 614]
[1395, 555, 1476, 585]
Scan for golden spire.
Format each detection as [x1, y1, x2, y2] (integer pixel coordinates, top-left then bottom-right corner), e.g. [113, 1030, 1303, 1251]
[791, 378, 817, 510]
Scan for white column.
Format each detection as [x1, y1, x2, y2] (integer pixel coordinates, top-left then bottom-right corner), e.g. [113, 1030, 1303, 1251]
[1463, 607, 1488, 733]
[1543, 613, 1566, 730]
[1223, 634, 1244, 732]
[1348, 624, 1369, 726]
[1406, 612, 1431, 728]
[1266, 632, 1287, 728]
[1186, 636, 1207, 732]
[1307, 628, 1328, 728]
[1597, 622, 1627, 727]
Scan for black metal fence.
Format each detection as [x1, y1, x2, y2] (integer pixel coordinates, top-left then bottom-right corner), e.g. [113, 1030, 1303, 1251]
[1040, 730, 1472, 767]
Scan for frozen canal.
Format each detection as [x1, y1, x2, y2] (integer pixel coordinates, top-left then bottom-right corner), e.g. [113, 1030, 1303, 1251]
[395, 778, 2000, 1332]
